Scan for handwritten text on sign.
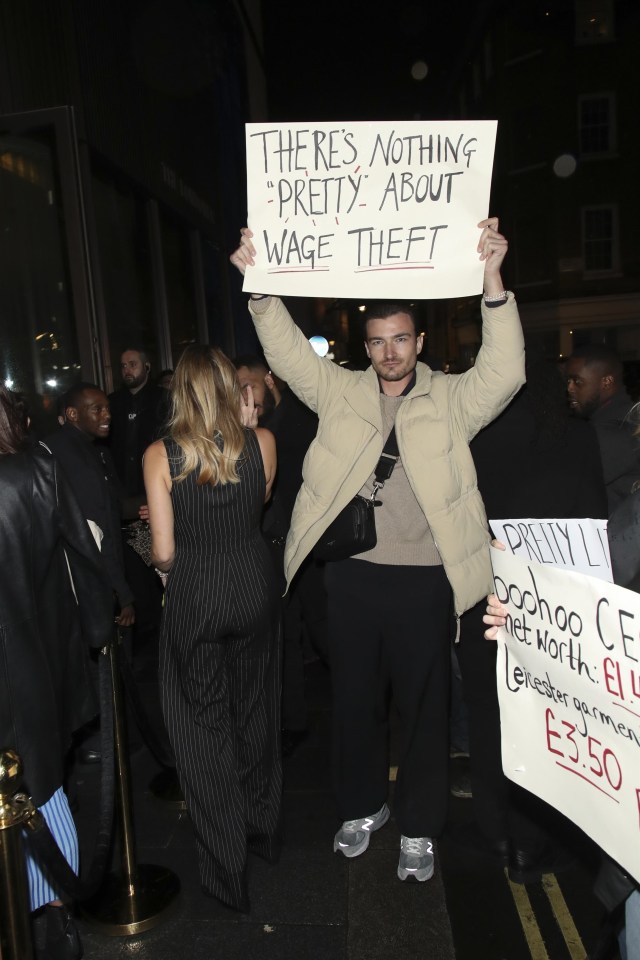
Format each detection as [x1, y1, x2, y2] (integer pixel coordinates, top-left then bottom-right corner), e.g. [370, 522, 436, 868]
[491, 547, 640, 882]
[491, 517, 612, 583]
[244, 120, 497, 299]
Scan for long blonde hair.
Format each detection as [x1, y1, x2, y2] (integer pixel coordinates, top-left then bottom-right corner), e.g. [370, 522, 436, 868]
[169, 344, 246, 485]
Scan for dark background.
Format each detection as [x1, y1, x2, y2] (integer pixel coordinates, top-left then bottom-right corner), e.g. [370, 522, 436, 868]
[263, 0, 478, 121]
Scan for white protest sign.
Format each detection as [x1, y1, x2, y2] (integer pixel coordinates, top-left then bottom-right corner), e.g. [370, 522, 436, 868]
[491, 517, 612, 583]
[491, 546, 640, 883]
[244, 120, 497, 299]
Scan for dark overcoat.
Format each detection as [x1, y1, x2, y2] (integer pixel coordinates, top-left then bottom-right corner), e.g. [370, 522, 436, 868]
[0, 447, 113, 805]
[44, 422, 134, 607]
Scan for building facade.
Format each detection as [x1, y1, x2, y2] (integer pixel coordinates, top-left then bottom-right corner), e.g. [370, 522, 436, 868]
[0, 0, 264, 433]
[427, 0, 640, 382]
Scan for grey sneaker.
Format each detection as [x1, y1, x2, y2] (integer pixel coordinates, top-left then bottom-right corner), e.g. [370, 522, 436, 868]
[397, 835, 435, 881]
[333, 803, 390, 858]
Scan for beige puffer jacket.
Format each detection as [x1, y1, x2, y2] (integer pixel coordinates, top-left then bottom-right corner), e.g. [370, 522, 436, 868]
[249, 294, 525, 616]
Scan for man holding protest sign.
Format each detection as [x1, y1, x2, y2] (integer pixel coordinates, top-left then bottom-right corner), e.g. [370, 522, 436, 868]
[230, 216, 524, 884]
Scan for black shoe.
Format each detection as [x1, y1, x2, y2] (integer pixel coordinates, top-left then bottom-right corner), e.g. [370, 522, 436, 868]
[446, 821, 508, 863]
[149, 768, 186, 809]
[40, 904, 83, 960]
[508, 841, 575, 884]
[202, 884, 251, 915]
[247, 831, 282, 865]
[77, 747, 101, 765]
[281, 728, 309, 759]
[449, 770, 473, 799]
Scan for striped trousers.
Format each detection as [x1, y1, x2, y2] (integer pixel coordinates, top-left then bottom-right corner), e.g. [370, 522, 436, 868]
[23, 787, 79, 911]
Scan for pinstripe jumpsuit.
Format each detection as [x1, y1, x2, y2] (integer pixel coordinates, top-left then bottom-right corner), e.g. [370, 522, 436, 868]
[159, 431, 282, 911]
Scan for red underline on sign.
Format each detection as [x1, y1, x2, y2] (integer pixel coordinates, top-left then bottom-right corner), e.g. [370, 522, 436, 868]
[555, 761, 620, 802]
[354, 265, 435, 273]
[267, 268, 331, 274]
[612, 700, 640, 719]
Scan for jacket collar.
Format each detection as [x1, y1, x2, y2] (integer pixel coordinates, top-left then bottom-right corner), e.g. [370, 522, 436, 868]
[62, 420, 95, 446]
[591, 390, 633, 422]
[344, 362, 434, 430]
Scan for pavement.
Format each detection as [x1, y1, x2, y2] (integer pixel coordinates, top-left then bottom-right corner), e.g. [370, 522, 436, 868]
[70, 654, 456, 960]
[66, 643, 613, 960]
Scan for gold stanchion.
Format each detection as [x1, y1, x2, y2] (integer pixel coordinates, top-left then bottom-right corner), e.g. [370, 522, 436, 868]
[0, 749, 35, 960]
[81, 633, 180, 935]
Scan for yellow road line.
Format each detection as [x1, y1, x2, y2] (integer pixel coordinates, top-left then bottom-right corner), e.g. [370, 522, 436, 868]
[542, 874, 586, 960]
[389, 765, 397, 782]
[506, 869, 550, 960]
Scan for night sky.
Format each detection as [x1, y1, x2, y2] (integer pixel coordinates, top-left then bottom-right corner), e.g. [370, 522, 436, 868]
[262, 0, 479, 122]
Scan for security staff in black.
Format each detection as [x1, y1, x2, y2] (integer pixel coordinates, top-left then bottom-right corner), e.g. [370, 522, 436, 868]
[107, 348, 169, 499]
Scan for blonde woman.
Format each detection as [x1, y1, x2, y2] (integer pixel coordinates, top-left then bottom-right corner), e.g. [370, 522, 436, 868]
[144, 345, 280, 913]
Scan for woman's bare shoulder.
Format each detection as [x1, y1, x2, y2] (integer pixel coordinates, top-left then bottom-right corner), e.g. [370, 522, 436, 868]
[144, 438, 169, 466]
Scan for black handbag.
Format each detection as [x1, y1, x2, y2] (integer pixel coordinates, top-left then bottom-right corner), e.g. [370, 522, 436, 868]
[314, 427, 399, 562]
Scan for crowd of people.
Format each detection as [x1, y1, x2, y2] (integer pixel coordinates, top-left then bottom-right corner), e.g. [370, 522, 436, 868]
[1, 215, 639, 958]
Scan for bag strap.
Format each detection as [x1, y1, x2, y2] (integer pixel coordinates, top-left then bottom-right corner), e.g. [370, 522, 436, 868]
[371, 372, 414, 497]
[373, 369, 414, 486]
[374, 426, 399, 485]
[367, 426, 400, 504]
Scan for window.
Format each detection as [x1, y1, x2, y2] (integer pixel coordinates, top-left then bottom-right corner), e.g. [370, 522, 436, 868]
[579, 94, 615, 155]
[582, 205, 618, 274]
[0, 131, 81, 435]
[575, 0, 614, 43]
[91, 172, 157, 384]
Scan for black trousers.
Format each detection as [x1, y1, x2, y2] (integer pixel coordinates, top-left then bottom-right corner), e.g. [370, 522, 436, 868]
[267, 542, 329, 733]
[456, 600, 550, 847]
[325, 559, 452, 838]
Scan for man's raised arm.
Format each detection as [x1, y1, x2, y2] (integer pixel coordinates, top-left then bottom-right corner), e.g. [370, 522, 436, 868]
[229, 228, 345, 412]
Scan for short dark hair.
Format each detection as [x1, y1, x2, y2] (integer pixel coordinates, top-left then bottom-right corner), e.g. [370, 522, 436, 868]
[121, 347, 150, 366]
[233, 353, 269, 374]
[362, 302, 418, 337]
[569, 344, 623, 381]
[63, 381, 103, 411]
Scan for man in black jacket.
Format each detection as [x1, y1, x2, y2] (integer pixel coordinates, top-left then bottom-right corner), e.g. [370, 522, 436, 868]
[44, 383, 135, 627]
[108, 348, 169, 498]
[107, 348, 169, 647]
[566, 344, 640, 513]
[44, 383, 136, 764]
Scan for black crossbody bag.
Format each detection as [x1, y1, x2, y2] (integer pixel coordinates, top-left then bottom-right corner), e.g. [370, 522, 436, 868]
[314, 427, 399, 562]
